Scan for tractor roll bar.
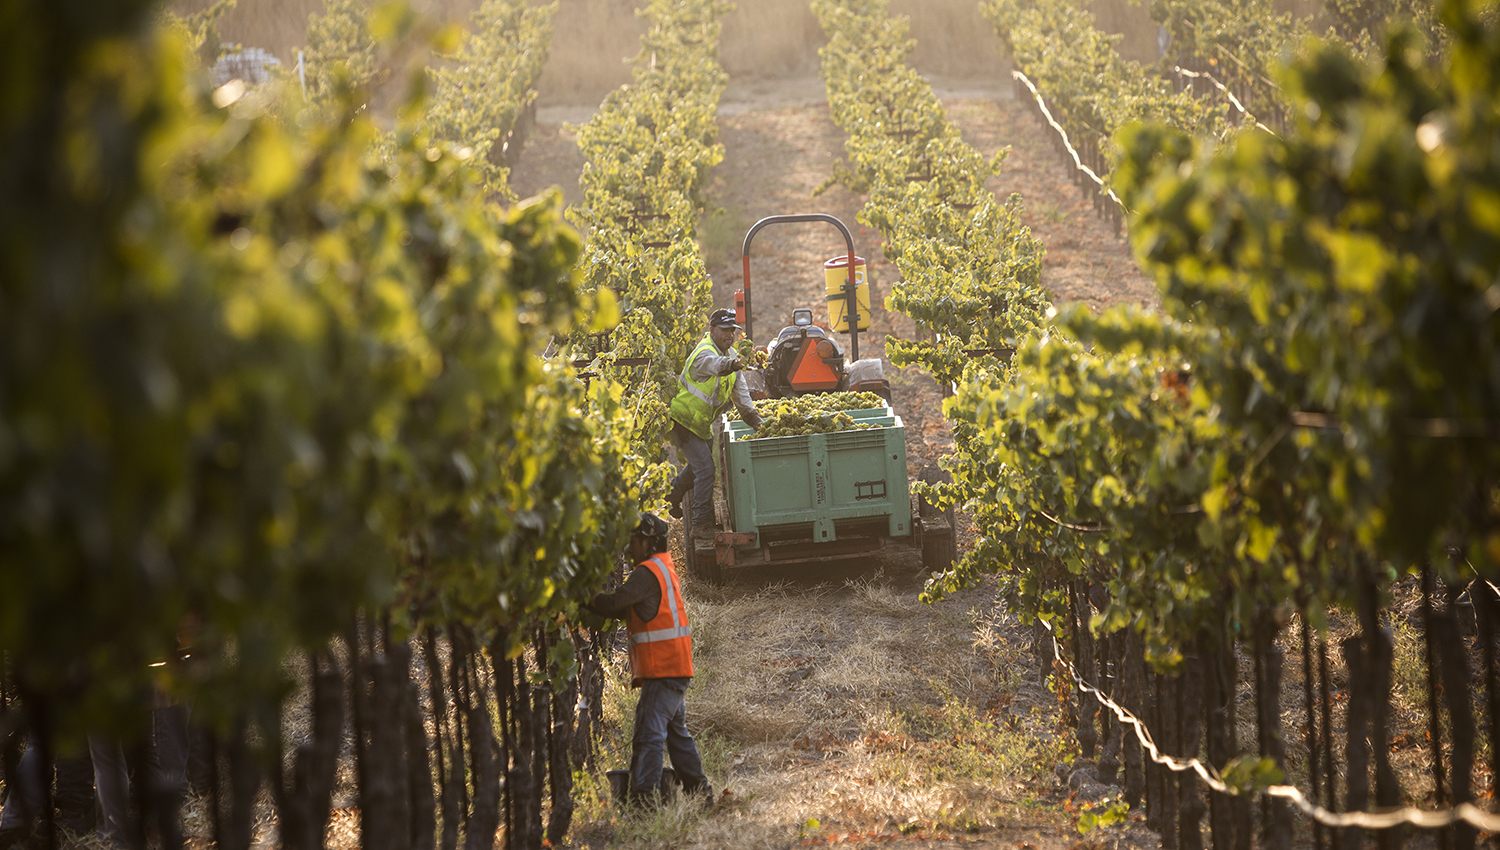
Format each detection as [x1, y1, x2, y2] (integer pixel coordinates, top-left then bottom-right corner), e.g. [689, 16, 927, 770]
[740, 213, 861, 361]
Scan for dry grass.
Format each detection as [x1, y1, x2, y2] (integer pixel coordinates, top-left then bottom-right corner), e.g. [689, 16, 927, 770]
[563, 567, 1075, 849]
[1259, 580, 1496, 818]
[532, 572, 1493, 850]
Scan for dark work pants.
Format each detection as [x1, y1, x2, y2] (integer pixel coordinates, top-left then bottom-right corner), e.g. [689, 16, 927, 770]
[0, 739, 95, 835]
[88, 704, 192, 845]
[629, 677, 708, 804]
[670, 423, 716, 533]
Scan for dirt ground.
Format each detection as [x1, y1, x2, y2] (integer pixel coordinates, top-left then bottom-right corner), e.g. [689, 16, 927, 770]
[510, 74, 1162, 850]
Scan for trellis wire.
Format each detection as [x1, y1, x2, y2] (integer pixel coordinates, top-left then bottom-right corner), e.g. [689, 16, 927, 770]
[1169, 65, 1278, 135]
[1039, 618, 1500, 832]
[1010, 70, 1126, 211]
[1011, 64, 1284, 238]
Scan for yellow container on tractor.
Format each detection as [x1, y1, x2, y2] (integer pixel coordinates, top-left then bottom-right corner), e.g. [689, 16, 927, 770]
[823, 255, 870, 332]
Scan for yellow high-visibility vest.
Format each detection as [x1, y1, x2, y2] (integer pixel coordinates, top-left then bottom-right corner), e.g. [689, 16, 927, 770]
[669, 333, 734, 440]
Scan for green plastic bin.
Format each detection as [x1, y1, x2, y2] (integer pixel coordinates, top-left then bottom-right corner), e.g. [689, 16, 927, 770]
[719, 407, 911, 543]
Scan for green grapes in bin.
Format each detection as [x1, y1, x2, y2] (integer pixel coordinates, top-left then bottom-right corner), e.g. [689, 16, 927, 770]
[729, 391, 888, 439]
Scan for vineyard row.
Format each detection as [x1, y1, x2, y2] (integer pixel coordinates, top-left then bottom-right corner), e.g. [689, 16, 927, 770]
[0, 0, 699, 847]
[993, 1, 1500, 849]
[811, 1, 1500, 849]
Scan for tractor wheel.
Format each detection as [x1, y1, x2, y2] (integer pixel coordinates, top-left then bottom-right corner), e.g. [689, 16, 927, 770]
[921, 515, 957, 574]
[683, 511, 722, 585]
[917, 467, 957, 573]
[690, 536, 722, 584]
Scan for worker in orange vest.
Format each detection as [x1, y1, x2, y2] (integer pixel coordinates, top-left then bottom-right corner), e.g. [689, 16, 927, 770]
[586, 513, 713, 808]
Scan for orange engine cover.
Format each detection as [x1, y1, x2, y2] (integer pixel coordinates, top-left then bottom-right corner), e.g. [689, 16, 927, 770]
[789, 337, 841, 391]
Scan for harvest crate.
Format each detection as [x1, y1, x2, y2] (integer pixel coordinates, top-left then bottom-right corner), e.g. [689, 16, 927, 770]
[718, 407, 911, 544]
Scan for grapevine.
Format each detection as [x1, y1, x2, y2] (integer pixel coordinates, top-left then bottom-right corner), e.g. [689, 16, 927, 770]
[981, 0, 1229, 178]
[303, 0, 387, 105]
[562, 0, 736, 515]
[157, 0, 233, 54]
[301, 0, 555, 199]
[919, 0, 1500, 843]
[1, 8, 634, 845]
[422, 0, 558, 195]
[1147, 0, 1309, 123]
[813, 0, 1049, 393]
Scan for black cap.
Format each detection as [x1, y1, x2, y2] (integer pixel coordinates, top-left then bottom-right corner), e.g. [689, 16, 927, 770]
[632, 512, 671, 540]
[708, 308, 743, 330]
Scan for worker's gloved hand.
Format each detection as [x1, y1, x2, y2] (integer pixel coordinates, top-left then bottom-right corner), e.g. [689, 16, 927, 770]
[728, 356, 747, 372]
[745, 411, 764, 430]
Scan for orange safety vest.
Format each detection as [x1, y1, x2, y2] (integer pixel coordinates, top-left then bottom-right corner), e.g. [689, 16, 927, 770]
[625, 553, 693, 687]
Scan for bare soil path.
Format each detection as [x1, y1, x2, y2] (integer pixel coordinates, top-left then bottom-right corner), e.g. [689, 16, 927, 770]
[509, 74, 1161, 850]
[942, 96, 1156, 313]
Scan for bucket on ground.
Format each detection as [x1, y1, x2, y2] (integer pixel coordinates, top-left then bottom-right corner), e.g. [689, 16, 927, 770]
[606, 766, 680, 806]
[823, 254, 870, 332]
[606, 769, 630, 805]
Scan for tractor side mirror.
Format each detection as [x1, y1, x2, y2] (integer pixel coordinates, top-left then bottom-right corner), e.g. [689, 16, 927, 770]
[792, 308, 813, 327]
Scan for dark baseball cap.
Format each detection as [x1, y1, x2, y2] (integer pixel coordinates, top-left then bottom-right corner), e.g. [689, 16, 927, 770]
[708, 308, 743, 330]
[632, 512, 671, 539]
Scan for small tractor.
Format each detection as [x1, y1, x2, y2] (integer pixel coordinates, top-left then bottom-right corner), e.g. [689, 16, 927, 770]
[680, 214, 957, 582]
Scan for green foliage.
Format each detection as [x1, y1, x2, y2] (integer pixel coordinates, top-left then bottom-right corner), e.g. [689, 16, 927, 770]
[302, 0, 554, 202]
[1076, 796, 1130, 834]
[304, 0, 387, 104]
[878, 189, 1050, 389]
[924, 0, 1500, 693]
[983, 0, 1230, 154]
[1147, 0, 1312, 118]
[813, 0, 1049, 392]
[1321, 0, 1448, 56]
[0, 2, 632, 743]
[1218, 755, 1287, 793]
[1145, 0, 1447, 123]
[423, 0, 557, 194]
[930, 307, 1302, 670]
[157, 0, 236, 57]
[564, 0, 736, 514]
[1114, 0, 1500, 577]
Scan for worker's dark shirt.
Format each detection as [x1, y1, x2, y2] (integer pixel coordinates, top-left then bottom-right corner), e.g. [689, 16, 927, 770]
[587, 562, 661, 622]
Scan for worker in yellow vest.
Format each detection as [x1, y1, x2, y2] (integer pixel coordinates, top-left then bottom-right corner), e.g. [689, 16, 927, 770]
[587, 514, 714, 808]
[666, 308, 762, 540]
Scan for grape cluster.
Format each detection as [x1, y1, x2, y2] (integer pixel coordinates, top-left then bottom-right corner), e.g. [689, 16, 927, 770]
[734, 338, 770, 368]
[731, 391, 888, 439]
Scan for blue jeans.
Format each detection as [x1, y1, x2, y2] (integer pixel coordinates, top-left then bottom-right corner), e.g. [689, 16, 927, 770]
[671, 423, 716, 533]
[0, 742, 44, 833]
[629, 678, 708, 804]
[1, 705, 188, 841]
[89, 704, 191, 844]
[0, 739, 100, 835]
